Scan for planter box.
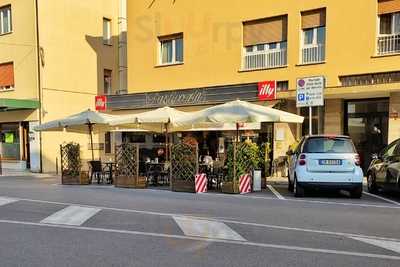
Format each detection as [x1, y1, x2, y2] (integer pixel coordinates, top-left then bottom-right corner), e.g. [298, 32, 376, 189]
[62, 171, 89, 185]
[221, 181, 239, 194]
[114, 176, 147, 189]
[172, 180, 195, 193]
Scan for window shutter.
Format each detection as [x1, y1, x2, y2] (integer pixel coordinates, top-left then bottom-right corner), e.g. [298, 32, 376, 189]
[243, 15, 287, 46]
[0, 62, 14, 88]
[378, 0, 400, 15]
[301, 8, 326, 29]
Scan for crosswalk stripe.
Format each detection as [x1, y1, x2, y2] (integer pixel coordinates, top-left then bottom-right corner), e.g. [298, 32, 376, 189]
[351, 236, 400, 255]
[0, 197, 18, 207]
[41, 206, 101, 226]
[173, 216, 246, 241]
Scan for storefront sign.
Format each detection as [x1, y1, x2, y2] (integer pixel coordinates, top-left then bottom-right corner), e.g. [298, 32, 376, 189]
[95, 95, 107, 111]
[258, 81, 276, 101]
[145, 90, 206, 107]
[296, 76, 325, 107]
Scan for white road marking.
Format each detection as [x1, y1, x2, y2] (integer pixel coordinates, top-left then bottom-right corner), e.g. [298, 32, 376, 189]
[173, 216, 245, 241]
[2, 195, 400, 243]
[363, 191, 400, 206]
[351, 236, 400, 254]
[0, 219, 399, 261]
[41, 206, 101, 226]
[267, 185, 286, 200]
[0, 197, 18, 206]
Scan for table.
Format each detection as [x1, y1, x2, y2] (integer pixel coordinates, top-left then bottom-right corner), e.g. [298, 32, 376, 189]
[103, 162, 115, 184]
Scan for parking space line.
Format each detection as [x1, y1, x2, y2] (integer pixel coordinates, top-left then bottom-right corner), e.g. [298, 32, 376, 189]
[41, 206, 101, 226]
[267, 185, 286, 200]
[363, 191, 400, 206]
[351, 236, 400, 255]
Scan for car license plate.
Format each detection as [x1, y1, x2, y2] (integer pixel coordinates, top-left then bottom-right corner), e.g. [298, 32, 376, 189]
[319, 159, 342, 165]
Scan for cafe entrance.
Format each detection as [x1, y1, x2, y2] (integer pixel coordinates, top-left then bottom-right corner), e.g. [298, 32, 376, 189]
[344, 99, 389, 171]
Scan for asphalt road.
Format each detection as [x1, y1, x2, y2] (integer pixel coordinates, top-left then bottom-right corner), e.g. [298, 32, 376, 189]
[0, 173, 400, 267]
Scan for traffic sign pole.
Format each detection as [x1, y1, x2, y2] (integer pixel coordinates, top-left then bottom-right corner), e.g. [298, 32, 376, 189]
[309, 106, 312, 136]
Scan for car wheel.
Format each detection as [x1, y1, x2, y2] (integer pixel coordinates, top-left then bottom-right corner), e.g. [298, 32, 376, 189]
[288, 175, 294, 192]
[294, 177, 305, 197]
[367, 173, 378, 193]
[350, 185, 363, 199]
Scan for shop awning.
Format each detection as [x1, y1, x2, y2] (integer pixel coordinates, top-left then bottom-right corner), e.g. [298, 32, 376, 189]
[0, 98, 40, 111]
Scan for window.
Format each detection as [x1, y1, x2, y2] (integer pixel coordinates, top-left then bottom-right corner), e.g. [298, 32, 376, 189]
[377, 1, 400, 54]
[277, 81, 289, 92]
[242, 15, 288, 70]
[301, 8, 326, 63]
[0, 62, 14, 90]
[0, 5, 11, 35]
[104, 132, 111, 154]
[103, 18, 111, 45]
[103, 69, 112, 95]
[159, 34, 184, 65]
[303, 137, 356, 154]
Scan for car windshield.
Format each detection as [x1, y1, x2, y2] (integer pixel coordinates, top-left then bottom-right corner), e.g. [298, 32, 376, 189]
[303, 137, 356, 153]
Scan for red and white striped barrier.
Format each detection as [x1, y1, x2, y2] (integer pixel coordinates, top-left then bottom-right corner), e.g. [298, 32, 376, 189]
[195, 173, 207, 193]
[239, 174, 251, 194]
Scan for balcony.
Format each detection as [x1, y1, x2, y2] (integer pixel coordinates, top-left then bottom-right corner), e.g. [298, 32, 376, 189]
[242, 49, 287, 71]
[301, 44, 325, 64]
[377, 34, 400, 55]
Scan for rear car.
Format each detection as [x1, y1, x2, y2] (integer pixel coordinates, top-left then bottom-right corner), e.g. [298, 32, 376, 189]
[288, 135, 364, 198]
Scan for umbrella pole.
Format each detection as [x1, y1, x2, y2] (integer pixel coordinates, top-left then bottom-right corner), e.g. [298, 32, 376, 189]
[89, 124, 94, 160]
[234, 123, 239, 192]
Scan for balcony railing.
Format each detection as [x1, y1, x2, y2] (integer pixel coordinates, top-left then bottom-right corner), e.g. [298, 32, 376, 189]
[301, 44, 325, 64]
[377, 34, 400, 55]
[243, 49, 287, 71]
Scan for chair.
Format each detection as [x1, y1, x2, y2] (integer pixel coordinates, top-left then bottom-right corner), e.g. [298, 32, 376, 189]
[88, 160, 105, 184]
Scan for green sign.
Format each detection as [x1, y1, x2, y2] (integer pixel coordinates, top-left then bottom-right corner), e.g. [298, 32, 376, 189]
[5, 133, 14, 144]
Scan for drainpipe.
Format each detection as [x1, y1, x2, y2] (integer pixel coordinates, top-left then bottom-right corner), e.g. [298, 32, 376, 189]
[35, 0, 43, 173]
[118, 0, 128, 93]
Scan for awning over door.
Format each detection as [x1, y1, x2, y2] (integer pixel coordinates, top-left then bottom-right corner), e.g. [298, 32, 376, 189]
[0, 99, 40, 111]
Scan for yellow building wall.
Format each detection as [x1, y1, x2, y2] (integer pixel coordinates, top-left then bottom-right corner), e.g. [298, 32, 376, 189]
[0, 0, 38, 102]
[38, 0, 119, 172]
[127, 0, 400, 96]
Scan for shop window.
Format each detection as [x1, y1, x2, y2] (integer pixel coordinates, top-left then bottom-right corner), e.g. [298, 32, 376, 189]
[0, 62, 14, 91]
[159, 34, 184, 65]
[104, 132, 111, 154]
[0, 5, 12, 35]
[103, 18, 112, 45]
[0, 123, 20, 160]
[277, 81, 289, 92]
[300, 106, 325, 135]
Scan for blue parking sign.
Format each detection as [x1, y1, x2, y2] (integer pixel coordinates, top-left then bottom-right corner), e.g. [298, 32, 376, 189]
[298, 93, 305, 101]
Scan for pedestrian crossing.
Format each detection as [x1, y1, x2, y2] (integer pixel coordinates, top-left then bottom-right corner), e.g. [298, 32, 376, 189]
[0, 197, 18, 206]
[41, 206, 101, 226]
[0, 195, 400, 259]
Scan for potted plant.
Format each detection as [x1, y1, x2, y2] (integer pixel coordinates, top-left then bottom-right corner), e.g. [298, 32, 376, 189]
[223, 141, 260, 194]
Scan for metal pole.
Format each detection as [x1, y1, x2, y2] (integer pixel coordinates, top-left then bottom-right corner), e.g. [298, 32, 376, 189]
[0, 154, 2, 175]
[89, 124, 94, 160]
[309, 106, 313, 136]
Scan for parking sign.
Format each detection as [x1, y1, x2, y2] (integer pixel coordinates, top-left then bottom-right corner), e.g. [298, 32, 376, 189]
[296, 76, 325, 107]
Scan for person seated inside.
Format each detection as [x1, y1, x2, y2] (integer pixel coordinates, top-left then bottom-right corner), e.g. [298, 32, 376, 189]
[203, 151, 213, 166]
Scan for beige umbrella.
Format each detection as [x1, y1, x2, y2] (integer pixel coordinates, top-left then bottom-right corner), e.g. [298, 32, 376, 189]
[34, 109, 119, 160]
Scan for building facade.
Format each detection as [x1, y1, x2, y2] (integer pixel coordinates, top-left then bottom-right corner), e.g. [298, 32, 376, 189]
[101, 0, 400, 171]
[0, 0, 121, 172]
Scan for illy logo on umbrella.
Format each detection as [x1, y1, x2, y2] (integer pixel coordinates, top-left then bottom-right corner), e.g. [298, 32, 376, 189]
[258, 81, 276, 101]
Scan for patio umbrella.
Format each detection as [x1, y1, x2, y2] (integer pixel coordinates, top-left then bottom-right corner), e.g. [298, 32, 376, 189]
[175, 100, 304, 126]
[34, 109, 119, 160]
[109, 106, 192, 160]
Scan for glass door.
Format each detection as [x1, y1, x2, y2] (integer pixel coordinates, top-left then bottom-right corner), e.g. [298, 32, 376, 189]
[345, 99, 389, 171]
